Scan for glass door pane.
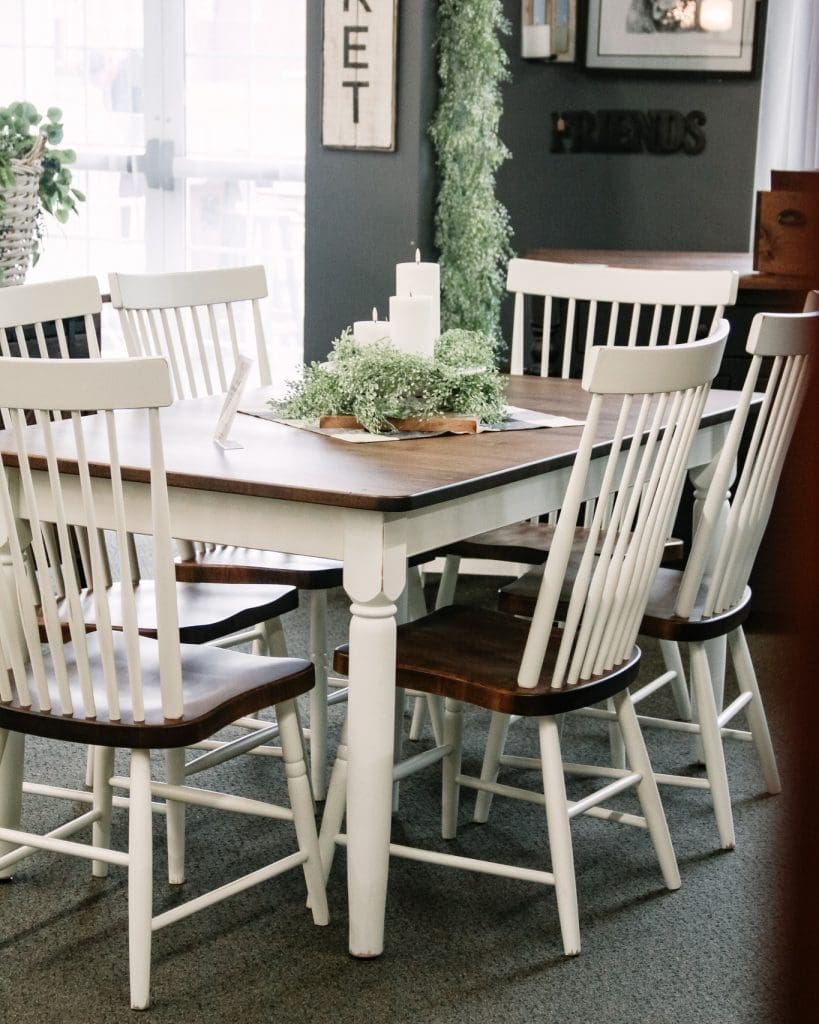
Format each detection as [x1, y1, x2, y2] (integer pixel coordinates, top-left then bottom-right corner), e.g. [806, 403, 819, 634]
[1, 0, 305, 374]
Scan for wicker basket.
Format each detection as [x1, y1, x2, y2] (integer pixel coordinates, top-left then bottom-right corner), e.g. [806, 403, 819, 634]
[0, 134, 45, 288]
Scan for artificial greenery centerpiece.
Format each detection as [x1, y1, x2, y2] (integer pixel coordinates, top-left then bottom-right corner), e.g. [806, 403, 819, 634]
[0, 101, 85, 280]
[430, 0, 514, 344]
[271, 328, 507, 435]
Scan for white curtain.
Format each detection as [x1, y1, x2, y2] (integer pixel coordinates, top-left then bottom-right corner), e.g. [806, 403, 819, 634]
[754, 0, 819, 195]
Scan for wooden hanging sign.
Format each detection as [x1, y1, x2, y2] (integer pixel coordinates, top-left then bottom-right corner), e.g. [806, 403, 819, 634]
[322, 0, 398, 151]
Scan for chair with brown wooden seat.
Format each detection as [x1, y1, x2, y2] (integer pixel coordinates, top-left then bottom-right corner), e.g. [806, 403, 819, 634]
[412, 259, 739, 743]
[0, 354, 328, 1010]
[432, 257, 738, 595]
[0, 276, 306, 831]
[109, 266, 345, 798]
[318, 328, 728, 956]
[494, 305, 819, 849]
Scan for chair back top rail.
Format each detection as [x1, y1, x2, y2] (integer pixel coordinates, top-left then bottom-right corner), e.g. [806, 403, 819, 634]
[518, 323, 729, 691]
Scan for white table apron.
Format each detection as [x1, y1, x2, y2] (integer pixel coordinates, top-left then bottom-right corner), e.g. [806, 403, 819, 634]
[0, 414, 733, 958]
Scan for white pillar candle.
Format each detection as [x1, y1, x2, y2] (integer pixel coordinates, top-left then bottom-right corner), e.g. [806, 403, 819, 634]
[388, 294, 435, 358]
[353, 307, 391, 346]
[396, 248, 441, 340]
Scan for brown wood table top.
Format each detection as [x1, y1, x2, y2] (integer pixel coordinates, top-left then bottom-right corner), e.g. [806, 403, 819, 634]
[523, 248, 818, 293]
[0, 376, 743, 514]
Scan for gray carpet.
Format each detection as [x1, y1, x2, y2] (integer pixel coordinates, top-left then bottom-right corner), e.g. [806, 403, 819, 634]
[0, 576, 793, 1023]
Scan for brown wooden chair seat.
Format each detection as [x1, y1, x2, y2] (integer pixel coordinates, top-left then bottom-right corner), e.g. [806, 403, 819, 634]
[175, 546, 343, 589]
[499, 565, 752, 641]
[1, 631, 314, 749]
[60, 579, 299, 645]
[433, 521, 684, 566]
[334, 604, 640, 718]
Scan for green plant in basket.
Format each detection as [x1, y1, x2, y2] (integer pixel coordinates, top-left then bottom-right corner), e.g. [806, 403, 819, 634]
[272, 328, 508, 435]
[0, 101, 85, 277]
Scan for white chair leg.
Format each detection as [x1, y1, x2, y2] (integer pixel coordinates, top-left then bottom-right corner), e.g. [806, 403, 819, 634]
[434, 554, 461, 609]
[0, 729, 25, 879]
[318, 715, 348, 883]
[426, 695, 445, 746]
[277, 699, 330, 925]
[128, 748, 154, 1011]
[613, 691, 681, 891]
[473, 711, 512, 823]
[263, 616, 289, 657]
[308, 590, 329, 801]
[690, 641, 736, 850]
[606, 697, 626, 769]
[406, 692, 444, 744]
[538, 716, 580, 956]
[408, 692, 427, 741]
[441, 698, 464, 840]
[403, 569, 434, 743]
[165, 747, 186, 885]
[406, 565, 428, 620]
[659, 639, 692, 720]
[728, 626, 781, 794]
[393, 690, 406, 812]
[91, 745, 115, 878]
[84, 746, 95, 788]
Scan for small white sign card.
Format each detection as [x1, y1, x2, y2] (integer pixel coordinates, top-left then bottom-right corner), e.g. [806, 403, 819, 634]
[213, 355, 253, 450]
[322, 0, 398, 151]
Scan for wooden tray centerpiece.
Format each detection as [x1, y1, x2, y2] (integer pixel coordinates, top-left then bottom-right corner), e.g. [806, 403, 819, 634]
[270, 328, 507, 435]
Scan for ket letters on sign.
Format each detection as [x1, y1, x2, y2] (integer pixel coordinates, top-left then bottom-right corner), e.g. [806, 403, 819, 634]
[322, 0, 397, 151]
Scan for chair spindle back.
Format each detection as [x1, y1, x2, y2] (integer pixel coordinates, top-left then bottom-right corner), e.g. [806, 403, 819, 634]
[109, 265, 272, 399]
[518, 321, 729, 690]
[507, 258, 738, 377]
[0, 356, 180, 722]
[676, 308, 819, 620]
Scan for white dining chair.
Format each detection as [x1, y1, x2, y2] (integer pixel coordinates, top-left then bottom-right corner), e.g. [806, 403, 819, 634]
[0, 354, 328, 1010]
[414, 257, 739, 744]
[0, 276, 305, 838]
[495, 304, 819, 848]
[433, 257, 739, 597]
[319, 325, 729, 956]
[108, 265, 346, 799]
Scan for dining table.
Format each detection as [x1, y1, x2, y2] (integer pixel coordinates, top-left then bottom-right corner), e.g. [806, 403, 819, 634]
[0, 372, 744, 958]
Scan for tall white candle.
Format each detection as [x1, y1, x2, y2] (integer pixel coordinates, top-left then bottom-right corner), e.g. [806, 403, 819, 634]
[353, 307, 391, 346]
[396, 248, 441, 341]
[389, 294, 435, 358]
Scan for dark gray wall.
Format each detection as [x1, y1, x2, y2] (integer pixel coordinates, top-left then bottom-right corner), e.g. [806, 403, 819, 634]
[305, 3, 438, 361]
[497, 0, 767, 258]
[305, 1, 767, 362]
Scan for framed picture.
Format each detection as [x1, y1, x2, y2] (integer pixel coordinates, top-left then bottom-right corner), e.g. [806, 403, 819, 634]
[584, 0, 759, 74]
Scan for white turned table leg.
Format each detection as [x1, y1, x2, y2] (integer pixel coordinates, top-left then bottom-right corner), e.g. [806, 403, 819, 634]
[345, 596, 397, 956]
[342, 514, 407, 957]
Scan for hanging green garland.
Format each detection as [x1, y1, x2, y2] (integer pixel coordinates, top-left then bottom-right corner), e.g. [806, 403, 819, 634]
[430, 0, 514, 348]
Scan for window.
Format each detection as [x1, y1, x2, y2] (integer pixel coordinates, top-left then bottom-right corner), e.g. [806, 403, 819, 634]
[0, 0, 305, 374]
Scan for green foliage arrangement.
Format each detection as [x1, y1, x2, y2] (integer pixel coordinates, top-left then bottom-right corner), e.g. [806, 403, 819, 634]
[429, 0, 514, 346]
[0, 101, 85, 269]
[271, 328, 508, 435]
